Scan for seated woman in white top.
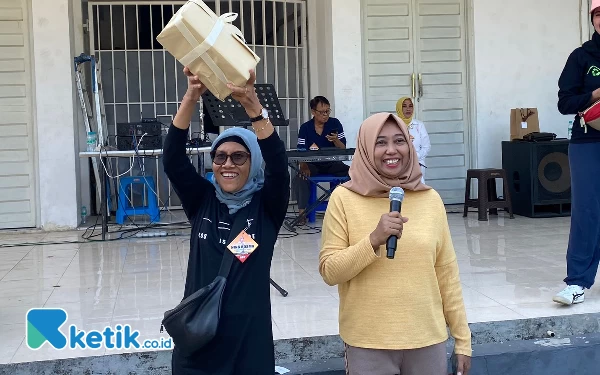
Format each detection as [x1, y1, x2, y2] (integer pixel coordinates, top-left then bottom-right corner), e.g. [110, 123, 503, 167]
[396, 97, 431, 182]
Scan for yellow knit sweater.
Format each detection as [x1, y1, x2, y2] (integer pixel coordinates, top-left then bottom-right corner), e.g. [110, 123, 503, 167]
[319, 186, 472, 356]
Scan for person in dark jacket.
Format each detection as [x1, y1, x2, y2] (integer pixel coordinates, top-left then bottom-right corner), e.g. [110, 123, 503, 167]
[163, 66, 290, 374]
[293, 96, 349, 225]
[554, 1, 600, 305]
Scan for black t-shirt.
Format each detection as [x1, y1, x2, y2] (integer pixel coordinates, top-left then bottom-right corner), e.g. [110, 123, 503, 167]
[163, 125, 290, 317]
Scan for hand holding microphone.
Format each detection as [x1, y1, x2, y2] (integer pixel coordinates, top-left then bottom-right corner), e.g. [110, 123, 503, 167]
[369, 187, 408, 257]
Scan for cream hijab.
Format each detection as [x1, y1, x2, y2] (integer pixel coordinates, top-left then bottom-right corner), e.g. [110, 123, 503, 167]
[343, 113, 430, 198]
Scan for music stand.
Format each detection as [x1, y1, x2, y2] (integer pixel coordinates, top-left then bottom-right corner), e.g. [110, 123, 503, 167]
[202, 84, 289, 130]
[202, 84, 289, 298]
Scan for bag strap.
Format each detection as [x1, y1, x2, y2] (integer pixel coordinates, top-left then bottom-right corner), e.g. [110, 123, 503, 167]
[581, 98, 600, 116]
[216, 196, 259, 279]
[217, 242, 235, 279]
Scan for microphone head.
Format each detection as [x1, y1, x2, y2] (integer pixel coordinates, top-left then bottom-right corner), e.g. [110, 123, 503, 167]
[389, 187, 405, 202]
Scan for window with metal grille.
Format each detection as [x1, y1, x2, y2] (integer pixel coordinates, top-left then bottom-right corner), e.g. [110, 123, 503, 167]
[86, 0, 308, 210]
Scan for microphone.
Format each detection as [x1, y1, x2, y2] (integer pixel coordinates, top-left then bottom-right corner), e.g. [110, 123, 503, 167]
[386, 187, 405, 259]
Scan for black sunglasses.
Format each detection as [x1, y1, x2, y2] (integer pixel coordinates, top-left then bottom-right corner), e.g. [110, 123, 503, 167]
[211, 151, 250, 166]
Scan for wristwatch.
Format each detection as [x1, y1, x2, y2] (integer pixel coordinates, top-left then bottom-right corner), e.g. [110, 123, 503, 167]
[249, 108, 269, 123]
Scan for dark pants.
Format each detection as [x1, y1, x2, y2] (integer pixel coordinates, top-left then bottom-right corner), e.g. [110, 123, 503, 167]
[294, 161, 349, 210]
[564, 142, 600, 289]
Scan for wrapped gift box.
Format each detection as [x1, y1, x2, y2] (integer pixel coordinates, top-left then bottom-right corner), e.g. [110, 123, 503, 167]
[157, 0, 260, 101]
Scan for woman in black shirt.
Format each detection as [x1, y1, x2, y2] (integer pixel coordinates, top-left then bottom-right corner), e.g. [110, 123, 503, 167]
[554, 3, 600, 305]
[163, 67, 290, 374]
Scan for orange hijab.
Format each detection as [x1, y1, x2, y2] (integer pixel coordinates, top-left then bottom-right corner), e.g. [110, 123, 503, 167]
[343, 113, 430, 198]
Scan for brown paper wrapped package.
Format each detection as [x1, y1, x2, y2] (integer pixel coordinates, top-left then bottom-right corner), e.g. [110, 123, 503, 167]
[156, 0, 260, 101]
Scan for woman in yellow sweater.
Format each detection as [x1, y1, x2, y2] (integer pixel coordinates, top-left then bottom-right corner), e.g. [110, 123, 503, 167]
[319, 113, 471, 375]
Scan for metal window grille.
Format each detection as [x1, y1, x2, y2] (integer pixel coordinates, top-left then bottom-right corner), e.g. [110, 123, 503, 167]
[86, 0, 308, 210]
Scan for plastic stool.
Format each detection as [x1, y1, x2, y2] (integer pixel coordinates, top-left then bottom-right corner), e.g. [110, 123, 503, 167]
[463, 168, 514, 221]
[306, 176, 348, 223]
[116, 176, 160, 225]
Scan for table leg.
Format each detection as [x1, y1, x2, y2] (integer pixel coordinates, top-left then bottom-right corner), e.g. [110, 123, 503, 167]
[284, 189, 333, 231]
[100, 156, 108, 240]
[288, 162, 332, 195]
[284, 161, 340, 231]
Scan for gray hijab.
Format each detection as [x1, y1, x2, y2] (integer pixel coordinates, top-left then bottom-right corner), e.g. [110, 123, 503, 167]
[209, 127, 265, 214]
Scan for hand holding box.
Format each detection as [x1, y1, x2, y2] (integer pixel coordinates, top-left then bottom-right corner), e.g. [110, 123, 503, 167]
[157, 0, 261, 101]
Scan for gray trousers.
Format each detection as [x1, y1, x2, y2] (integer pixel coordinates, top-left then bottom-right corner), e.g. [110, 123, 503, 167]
[344, 342, 447, 375]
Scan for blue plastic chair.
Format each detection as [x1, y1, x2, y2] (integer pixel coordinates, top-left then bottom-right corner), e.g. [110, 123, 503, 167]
[306, 176, 348, 223]
[115, 176, 160, 225]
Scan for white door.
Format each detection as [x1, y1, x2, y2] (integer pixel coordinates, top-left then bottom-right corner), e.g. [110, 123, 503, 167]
[0, 0, 37, 228]
[363, 0, 469, 203]
[363, 0, 414, 114]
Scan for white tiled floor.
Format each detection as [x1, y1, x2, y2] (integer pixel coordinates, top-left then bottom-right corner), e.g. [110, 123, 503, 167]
[1, 211, 599, 364]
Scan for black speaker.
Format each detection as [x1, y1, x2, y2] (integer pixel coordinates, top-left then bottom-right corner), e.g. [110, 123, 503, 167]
[501, 140, 571, 218]
[116, 120, 162, 137]
[116, 120, 163, 150]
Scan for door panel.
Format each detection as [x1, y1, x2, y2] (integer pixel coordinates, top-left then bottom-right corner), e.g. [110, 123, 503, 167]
[362, 0, 470, 203]
[0, 0, 36, 228]
[363, 0, 415, 117]
[414, 0, 468, 203]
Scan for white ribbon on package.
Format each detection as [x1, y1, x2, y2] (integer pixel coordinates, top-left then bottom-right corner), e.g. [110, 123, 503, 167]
[175, 1, 247, 98]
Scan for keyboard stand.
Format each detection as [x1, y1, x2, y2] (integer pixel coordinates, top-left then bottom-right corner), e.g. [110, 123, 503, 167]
[284, 162, 341, 232]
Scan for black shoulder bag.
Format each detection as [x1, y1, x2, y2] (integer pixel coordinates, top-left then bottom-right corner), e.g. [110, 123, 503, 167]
[160, 197, 257, 356]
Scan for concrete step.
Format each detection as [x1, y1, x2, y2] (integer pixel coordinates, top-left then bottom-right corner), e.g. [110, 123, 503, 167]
[1, 313, 600, 374]
[278, 333, 600, 375]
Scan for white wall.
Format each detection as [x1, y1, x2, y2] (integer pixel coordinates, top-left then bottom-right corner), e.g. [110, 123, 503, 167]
[472, 0, 583, 168]
[72, 0, 90, 223]
[324, 0, 584, 167]
[307, 0, 363, 146]
[307, 0, 335, 103]
[31, 0, 80, 230]
[330, 0, 364, 147]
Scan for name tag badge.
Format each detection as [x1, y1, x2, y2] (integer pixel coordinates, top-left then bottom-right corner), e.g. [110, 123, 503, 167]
[227, 230, 259, 263]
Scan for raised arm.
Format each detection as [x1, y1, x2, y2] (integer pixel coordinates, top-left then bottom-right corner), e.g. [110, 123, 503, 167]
[163, 67, 213, 220]
[226, 70, 290, 223]
[259, 132, 290, 224]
